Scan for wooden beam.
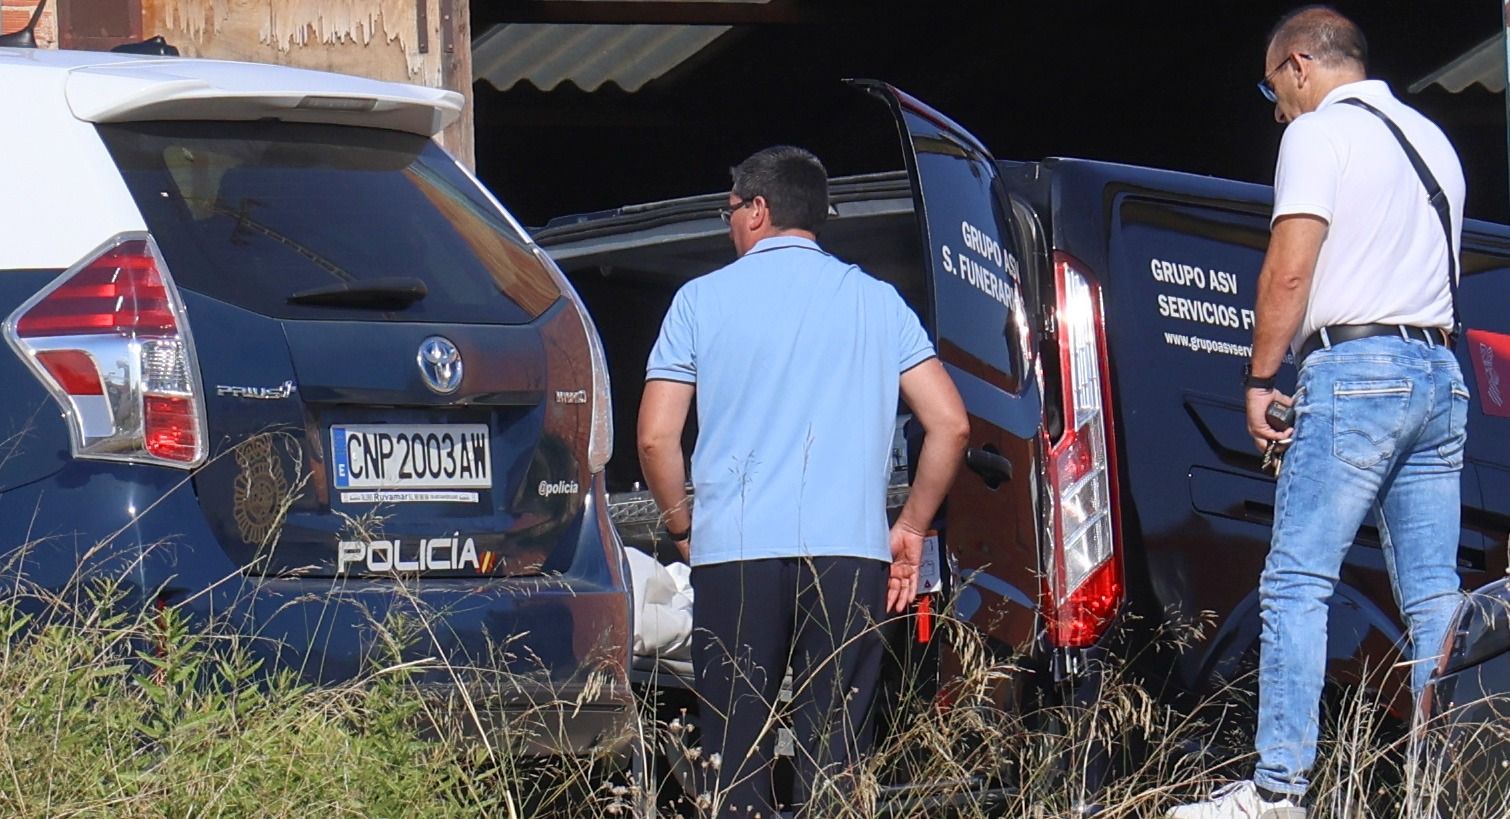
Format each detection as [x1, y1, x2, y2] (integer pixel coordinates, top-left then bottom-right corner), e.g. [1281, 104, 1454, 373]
[441, 0, 475, 170]
[494, 1, 813, 26]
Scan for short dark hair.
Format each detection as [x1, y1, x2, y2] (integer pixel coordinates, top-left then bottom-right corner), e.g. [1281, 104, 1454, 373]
[729, 146, 829, 232]
[1267, 5, 1368, 71]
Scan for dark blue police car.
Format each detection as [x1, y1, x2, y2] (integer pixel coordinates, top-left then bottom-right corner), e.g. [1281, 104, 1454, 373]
[0, 47, 632, 758]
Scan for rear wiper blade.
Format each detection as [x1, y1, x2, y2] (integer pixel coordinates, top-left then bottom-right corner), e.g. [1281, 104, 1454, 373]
[287, 277, 428, 309]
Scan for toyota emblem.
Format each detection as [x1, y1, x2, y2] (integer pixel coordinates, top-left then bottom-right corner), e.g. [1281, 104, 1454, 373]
[417, 336, 463, 394]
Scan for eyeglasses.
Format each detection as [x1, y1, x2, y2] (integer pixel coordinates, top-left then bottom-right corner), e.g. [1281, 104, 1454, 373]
[1258, 53, 1310, 103]
[718, 198, 754, 224]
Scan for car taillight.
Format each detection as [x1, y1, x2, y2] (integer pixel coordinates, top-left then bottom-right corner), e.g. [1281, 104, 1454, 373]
[1042, 252, 1123, 649]
[4, 234, 205, 468]
[533, 246, 613, 473]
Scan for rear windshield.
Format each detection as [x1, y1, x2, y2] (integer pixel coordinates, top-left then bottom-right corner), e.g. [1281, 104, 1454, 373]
[99, 121, 559, 323]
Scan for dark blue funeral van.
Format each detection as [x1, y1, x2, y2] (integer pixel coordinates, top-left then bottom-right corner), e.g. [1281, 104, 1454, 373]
[538, 82, 1510, 811]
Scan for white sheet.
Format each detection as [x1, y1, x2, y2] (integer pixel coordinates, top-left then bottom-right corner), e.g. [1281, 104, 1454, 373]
[625, 547, 694, 661]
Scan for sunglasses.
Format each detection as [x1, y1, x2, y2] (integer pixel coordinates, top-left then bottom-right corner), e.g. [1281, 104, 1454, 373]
[1258, 53, 1311, 103]
[718, 198, 754, 224]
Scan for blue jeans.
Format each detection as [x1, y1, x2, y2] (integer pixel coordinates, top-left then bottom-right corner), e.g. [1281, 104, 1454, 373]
[1254, 334, 1467, 798]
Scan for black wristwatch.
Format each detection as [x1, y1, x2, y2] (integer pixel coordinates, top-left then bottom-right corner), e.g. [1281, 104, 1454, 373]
[1242, 362, 1277, 391]
[663, 523, 691, 542]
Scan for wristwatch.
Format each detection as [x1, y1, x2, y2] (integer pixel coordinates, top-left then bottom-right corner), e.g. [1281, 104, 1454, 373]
[663, 523, 691, 542]
[1242, 362, 1277, 391]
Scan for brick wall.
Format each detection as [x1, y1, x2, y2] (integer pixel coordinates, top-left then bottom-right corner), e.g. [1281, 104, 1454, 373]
[1, 0, 58, 48]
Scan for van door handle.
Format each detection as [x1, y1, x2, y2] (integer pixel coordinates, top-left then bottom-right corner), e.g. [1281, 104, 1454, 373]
[965, 447, 1013, 489]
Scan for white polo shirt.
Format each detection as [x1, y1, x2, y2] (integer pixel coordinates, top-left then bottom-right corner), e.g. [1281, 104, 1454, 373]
[1272, 79, 1464, 352]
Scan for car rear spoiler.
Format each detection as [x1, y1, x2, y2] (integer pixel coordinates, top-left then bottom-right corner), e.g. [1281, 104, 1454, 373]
[65, 60, 462, 137]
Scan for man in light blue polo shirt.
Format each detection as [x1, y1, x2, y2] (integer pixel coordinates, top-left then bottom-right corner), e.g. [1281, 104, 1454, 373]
[638, 145, 968, 815]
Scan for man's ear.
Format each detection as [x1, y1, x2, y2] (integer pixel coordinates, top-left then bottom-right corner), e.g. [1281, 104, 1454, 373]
[1292, 52, 1310, 88]
[749, 195, 769, 231]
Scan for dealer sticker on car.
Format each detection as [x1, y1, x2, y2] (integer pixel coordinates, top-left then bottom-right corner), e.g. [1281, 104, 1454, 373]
[331, 424, 491, 503]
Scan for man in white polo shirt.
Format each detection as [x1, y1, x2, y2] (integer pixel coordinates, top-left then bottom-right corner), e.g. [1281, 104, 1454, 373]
[1169, 7, 1467, 818]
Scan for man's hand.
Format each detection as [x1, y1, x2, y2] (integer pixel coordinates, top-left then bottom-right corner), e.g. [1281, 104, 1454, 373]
[1246, 387, 1293, 452]
[886, 520, 925, 614]
[672, 536, 691, 564]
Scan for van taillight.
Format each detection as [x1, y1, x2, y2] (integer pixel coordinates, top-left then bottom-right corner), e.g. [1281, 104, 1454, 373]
[1043, 252, 1123, 649]
[4, 234, 205, 468]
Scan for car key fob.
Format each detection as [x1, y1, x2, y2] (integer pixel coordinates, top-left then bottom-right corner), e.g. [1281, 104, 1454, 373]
[1265, 400, 1295, 433]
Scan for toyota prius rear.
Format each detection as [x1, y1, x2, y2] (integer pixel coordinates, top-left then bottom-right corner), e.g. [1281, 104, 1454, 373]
[0, 47, 632, 758]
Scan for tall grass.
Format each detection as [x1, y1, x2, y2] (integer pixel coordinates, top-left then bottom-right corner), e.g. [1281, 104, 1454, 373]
[634, 601, 1510, 819]
[2, 565, 1506, 818]
[0, 571, 640, 818]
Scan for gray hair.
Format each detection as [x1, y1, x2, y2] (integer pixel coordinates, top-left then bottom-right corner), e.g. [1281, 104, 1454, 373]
[1267, 5, 1368, 70]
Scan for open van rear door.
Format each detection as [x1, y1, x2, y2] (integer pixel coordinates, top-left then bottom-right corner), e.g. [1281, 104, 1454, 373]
[852, 81, 1045, 658]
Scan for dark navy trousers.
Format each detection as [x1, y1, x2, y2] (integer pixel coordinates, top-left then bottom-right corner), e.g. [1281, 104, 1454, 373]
[691, 555, 889, 816]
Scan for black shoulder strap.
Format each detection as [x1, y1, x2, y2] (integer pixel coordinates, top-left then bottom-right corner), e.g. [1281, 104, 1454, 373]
[1338, 97, 1460, 335]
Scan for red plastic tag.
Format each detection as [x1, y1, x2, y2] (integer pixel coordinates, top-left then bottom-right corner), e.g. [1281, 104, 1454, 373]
[915, 594, 932, 643]
[1467, 329, 1510, 418]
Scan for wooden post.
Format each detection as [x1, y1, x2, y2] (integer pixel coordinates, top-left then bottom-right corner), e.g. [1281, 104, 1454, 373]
[439, 0, 474, 170]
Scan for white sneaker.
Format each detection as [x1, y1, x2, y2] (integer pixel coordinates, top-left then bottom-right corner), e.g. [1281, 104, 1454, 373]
[1165, 780, 1306, 819]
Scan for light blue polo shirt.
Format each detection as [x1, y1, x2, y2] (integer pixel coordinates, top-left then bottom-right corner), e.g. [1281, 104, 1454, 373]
[646, 236, 935, 567]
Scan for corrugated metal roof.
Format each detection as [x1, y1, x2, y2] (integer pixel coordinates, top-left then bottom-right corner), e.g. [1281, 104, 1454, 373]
[1410, 32, 1505, 94]
[473, 22, 732, 93]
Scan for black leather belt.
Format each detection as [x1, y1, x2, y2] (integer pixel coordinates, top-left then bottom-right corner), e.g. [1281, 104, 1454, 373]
[1297, 324, 1452, 365]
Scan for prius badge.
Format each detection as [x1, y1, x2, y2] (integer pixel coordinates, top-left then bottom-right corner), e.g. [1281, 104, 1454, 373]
[417, 336, 463, 394]
[216, 380, 296, 400]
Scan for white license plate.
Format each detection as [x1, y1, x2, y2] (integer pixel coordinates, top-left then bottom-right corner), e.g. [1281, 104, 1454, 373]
[331, 424, 491, 490]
